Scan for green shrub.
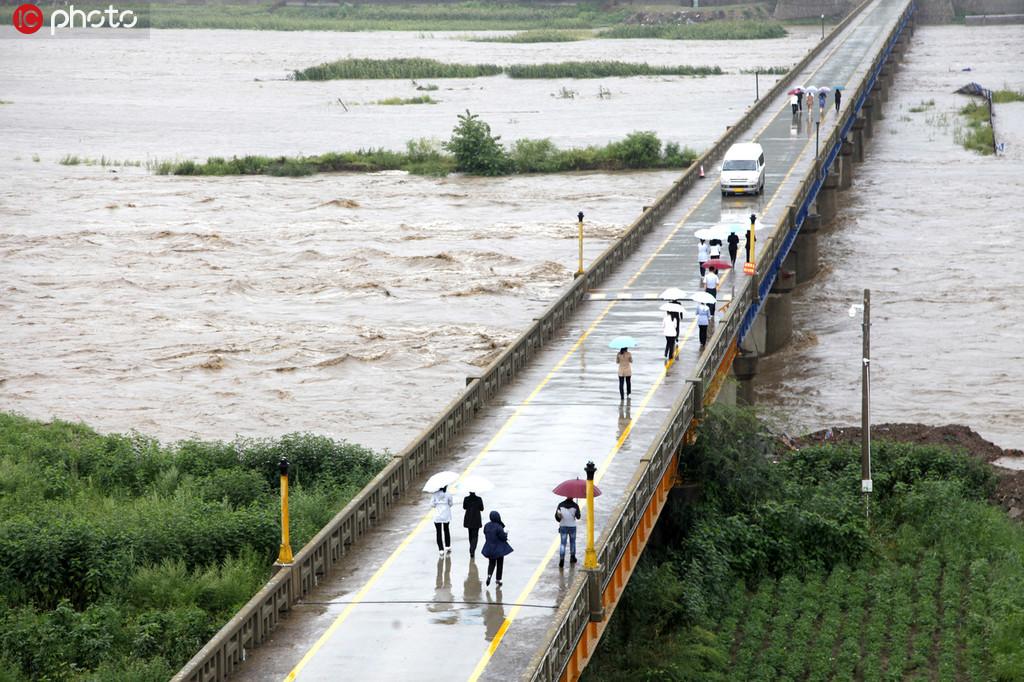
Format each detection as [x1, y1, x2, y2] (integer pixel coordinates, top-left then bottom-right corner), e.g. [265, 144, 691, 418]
[444, 110, 511, 176]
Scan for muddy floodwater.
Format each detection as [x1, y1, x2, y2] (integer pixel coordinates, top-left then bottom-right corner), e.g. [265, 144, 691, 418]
[755, 25, 1024, 451]
[0, 27, 816, 450]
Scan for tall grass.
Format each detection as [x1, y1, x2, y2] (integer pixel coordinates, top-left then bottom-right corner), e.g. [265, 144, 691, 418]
[956, 101, 994, 155]
[739, 65, 790, 75]
[295, 57, 502, 81]
[0, 412, 388, 680]
[504, 61, 722, 79]
[294, 58, 720, 81]
[375, 95, 439, 105]
[600, 20, 787, 40]
[993, 88, 1024, 104]
[467, 29, 590, 43]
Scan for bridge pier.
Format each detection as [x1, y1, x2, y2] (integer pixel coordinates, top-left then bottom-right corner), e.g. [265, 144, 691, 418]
[794, 213, 821, 284]
[816, 173, 839, 225]
[731, 352, 759, 406]
[764, 269, 794, 354]
[861, 102, 875, 138]
[839, 139, 855, 189]
[870, 88, 885, 119]
[852, 116, 866, 162]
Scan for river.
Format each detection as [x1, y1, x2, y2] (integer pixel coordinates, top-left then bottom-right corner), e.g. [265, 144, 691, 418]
[1, 24, 1021, 453]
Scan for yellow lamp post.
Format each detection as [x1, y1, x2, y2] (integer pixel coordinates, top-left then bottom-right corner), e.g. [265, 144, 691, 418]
[743, 213, 757, 276]
[583, 460, 598, 569]
[575, 211, 585, 278]
[277, 457, 293, 565]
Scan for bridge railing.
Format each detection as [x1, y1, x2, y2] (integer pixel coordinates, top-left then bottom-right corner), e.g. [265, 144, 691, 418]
[523, 0, 918, 679]
[171, 34, 778, 682]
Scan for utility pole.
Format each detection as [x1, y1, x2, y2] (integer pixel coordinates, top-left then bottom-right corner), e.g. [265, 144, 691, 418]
[575, 211, 585, 278]
[861, 289, 872, 517]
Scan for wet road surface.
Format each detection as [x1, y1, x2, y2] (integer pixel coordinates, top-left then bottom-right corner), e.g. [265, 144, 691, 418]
[229, 1, 912, 678]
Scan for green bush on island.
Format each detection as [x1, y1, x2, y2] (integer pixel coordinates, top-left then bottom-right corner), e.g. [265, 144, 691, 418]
[154, 114, 698, 179]
[584, 406, 1024, 680]
[0, 412, 388, 680]
[293, 58, 721, 81]
[375, 95, 439, 105]
[956, 101, 995, 155]
[600, 20, 787, 40]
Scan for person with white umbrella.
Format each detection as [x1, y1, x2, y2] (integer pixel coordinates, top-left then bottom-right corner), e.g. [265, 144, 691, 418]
[704, 267, 720, 317]
[696, 301, 711, 347]
[698, 238, 710, 277]
[424, 471, 458, 556]
[662, 311, 678, 361]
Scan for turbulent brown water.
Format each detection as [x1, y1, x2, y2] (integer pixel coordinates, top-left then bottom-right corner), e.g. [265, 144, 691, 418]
[1, 25, 1020, 453]
[0, 27, 817, 450]
[755, 25, 1024, 451]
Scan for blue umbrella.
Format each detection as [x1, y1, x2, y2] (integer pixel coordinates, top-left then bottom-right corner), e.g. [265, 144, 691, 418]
[608, 336, 638, 350]
[834, 85, 846, 91]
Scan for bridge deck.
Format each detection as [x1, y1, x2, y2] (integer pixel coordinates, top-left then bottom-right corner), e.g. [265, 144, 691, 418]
[238, 2, 908, 679]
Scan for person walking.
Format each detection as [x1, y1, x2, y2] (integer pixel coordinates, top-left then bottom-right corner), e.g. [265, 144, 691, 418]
[616, 347, 632, 400]
[727, 231, 740, 265]
[555, 497, 581, 568]
[432, 486, 454, 556]
[662, 312, 677, 361]
[697, 239, 710, 277]
[834, 88, 842, 112]
[790, 93, 799, 116]
[482, 510, 512, 587]
[696, 302, 711, 348]
[709, 238, 722, 261]
[463, 491, 484, 558]
[818, 90, 827, 113]
[704, 267, 719, 317]
[806, 91, 814, 119]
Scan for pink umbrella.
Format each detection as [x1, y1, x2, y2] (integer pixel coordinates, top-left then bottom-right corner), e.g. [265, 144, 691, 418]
[552, 478, 602, 498]
[705, 259, 733, 270]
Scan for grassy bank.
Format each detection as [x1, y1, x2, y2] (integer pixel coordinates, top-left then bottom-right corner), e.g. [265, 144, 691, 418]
[957, 101, 994, 155]
[467, 29, 591, 43]
[154, 128, 696, 178]
[585, 407, 1024, 681]
[293, 58, 721, 81]
[600, 20, 786, 40]
[0, 413, 388, 680]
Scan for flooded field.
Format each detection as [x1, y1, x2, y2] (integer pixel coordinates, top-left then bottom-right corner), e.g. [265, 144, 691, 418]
[0, 27, 816, 450]
[755, 25, 1024, 451]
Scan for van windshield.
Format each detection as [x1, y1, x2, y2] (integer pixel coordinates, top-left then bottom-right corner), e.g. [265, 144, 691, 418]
[723, 160, 758, 171]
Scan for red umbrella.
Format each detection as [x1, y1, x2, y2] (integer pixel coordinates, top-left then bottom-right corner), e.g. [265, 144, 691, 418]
[787, 87, 803, 95]
[705, 259, 733, 270]
[552, 478, 602, 498]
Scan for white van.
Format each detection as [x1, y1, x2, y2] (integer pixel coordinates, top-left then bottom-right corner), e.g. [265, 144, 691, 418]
[720, 142, 766, 196]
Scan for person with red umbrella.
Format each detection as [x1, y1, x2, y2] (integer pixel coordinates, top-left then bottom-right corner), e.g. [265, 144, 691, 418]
[555, 496, 581, 568]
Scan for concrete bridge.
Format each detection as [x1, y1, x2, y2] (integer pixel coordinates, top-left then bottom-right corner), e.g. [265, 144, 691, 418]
[174, 1, 915, 679]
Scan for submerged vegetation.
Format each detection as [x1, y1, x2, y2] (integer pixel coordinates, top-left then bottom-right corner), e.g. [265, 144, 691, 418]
[599, 20, 786, 40]
[294, 57, 721, 81]
[585, 407, 1024, 680]
[956, 101, 995, 155]
[59, 154, 144, 167]
[992, 88, 1024, 104]
[467, 29, 590, 43]
[0, 412, 388, 680]
[153, 118, 696, 179]
[375, 95, 439, 105]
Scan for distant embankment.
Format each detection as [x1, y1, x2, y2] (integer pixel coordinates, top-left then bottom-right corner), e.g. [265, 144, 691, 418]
[774, 0, 1023, 21]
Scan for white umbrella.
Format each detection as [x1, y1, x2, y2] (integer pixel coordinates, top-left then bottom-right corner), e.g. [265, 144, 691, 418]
[817, 86, 831, 94]
[805, 86, 818, 95]
[422, 470, 459, 492]
[454, 474, 494, 493]
[694, 228, 725, 241]
[691, 292, 716, 305]
[659, 302, 687, 313]
[659, 287, 688, 300]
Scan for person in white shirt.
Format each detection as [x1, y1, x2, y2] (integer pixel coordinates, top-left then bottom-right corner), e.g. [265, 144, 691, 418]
[432, 486, 454, 556]
[704, 267, 719, 317]
[790, 93, 799, 115]
[696, 302, 711, 347]
[709, 240, 722, 260]
[697, 239, 710, 277]
[662, 312, 678, 360]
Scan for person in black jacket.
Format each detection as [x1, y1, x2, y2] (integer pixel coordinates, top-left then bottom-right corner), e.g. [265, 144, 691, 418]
[727, 231, 740, 265]
[463, 492, 485, 558]
[482, 511, 513, 587]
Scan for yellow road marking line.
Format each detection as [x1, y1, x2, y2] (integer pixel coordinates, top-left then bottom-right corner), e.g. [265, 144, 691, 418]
[466, 317, 701, 682]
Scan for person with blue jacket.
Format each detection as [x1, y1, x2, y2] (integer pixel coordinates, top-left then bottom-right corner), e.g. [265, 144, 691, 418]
[481, 510, 513, 587]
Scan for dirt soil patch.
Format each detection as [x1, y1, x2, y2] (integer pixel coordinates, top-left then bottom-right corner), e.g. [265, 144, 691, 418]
[792, 423, 1024, 522]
